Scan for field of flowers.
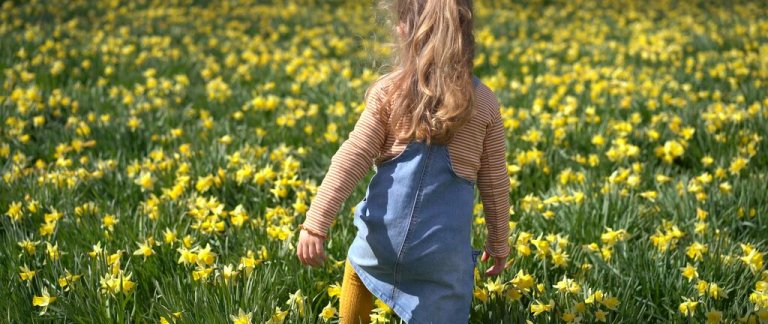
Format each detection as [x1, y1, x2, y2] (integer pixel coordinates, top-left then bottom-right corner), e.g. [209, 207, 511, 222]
[1, 0, 767, 323]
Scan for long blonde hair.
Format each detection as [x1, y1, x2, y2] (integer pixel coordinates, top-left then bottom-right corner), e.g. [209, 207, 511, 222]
[366, 0, 476, 146]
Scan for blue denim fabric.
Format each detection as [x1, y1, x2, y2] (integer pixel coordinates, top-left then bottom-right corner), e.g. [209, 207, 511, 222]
[347, 138, 482, 324]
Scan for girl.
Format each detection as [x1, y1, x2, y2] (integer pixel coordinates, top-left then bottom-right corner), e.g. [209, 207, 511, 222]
[297, 0, 510, 323]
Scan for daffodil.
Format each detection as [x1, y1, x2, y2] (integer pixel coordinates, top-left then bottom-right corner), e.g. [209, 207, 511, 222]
[327, 283, 342, 299]
[18, 239, 39, 255]
[739, 243, 764, 273]
[595, 309, 607, 322]
[19, 264, 36, 282]
[531, 299, 554, 316]
[32, 287, 57, 315]
[219, 264, 238, 281]
[192, 265, 214, 281]
[229, 308, 252, 324]
[484, 277, 505, 296]
[133, 240, 155, 260]
[265, 306, 289, 324]
[286, 289, 305, 317]
[45, 242, 60, 261]
[88, 242, 104, 258]
[134, 171, 155, 191]
[679, 297, 698, 317]
[473, 287, 488, 302]
[196, 244, 217, 266]
[99, 270, 136, 296]
[553, 276, 581, 295]
[319, 301, 336, 322]
[5, 201, 23, 222]
[58, 270, 82, 291]
[373, 299, 391, 314]
[680, 263, 699, 281]
[706, 310, 723, 324]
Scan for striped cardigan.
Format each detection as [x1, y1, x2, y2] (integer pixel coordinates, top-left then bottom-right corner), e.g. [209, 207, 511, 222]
[300, 76, 511, 258]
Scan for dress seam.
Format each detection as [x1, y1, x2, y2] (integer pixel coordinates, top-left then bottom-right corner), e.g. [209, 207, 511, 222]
[393, 141, 431, 301]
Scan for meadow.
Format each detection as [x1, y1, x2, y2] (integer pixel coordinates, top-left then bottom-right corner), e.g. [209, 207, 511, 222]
[1, 0, 767, 323]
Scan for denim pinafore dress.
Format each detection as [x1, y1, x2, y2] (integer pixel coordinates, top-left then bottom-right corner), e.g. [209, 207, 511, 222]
[346, 76, 482, 324]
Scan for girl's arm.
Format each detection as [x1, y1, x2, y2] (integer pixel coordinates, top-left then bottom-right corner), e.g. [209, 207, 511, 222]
[476, 102, 511, 258]
[299, 82, 389, 240]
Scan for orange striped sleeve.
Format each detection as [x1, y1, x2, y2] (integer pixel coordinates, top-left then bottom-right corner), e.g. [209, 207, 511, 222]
[299, 81, 389, 240]
[476, 99, 511, 258]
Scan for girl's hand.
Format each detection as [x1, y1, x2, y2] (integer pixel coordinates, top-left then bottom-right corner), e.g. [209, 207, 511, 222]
[296, 229, 326, 267]
[480, 247, 508, 277]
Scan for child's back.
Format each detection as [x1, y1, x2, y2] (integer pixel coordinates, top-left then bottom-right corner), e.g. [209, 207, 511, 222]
[301, 74, 510, 259]
[300, 74, 510, 324]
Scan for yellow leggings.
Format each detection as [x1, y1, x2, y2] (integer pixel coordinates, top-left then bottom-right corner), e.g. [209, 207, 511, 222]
[340, 258, 374, 324]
